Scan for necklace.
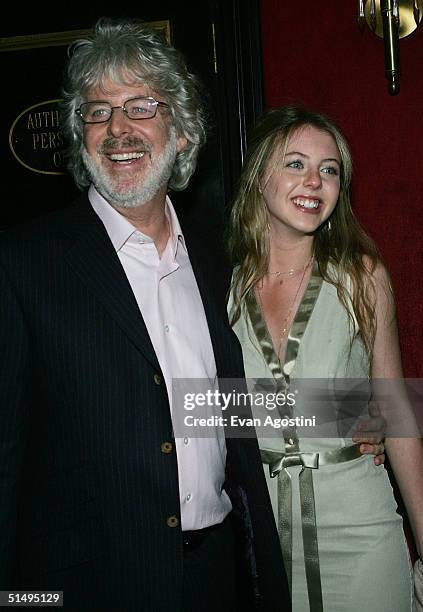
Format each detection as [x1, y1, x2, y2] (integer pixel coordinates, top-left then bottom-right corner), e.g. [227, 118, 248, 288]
[267, 257, 313, 286]
[257, 256, 313, 361]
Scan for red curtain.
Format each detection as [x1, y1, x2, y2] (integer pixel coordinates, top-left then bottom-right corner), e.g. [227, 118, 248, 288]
[260, 0, 423, 379]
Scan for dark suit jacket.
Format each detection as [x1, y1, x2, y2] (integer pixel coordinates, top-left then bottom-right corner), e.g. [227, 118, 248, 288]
[0, 195, 290, 611]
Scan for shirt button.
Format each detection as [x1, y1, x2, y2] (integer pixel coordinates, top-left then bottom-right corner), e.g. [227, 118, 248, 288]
[154, 374, 162, 385]
[164, 325, 170, 332]
[160, 441, 173, 454]
[185, 493, 192, 503]
[183, 437, 189, 446]
[166, 515, 179, 528]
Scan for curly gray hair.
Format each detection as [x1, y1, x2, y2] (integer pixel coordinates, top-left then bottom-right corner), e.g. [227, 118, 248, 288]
[61, 16, 207, 191]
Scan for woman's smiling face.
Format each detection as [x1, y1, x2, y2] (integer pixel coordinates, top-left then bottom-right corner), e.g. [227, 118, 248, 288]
[262, 124, 341, 237]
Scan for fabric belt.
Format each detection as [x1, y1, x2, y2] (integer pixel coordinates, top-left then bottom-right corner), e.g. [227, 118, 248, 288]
[182, 514, 231, 553]
[261, 443, 362, 612]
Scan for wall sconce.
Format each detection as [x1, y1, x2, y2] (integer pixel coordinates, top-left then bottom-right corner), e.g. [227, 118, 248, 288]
[358, 0, 422, 95]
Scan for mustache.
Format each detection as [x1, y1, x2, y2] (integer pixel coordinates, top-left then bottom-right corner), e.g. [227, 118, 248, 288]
[98, 136, 152, 153]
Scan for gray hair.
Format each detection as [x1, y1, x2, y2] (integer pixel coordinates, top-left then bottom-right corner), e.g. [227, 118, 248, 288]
[61, 16, 207, 191]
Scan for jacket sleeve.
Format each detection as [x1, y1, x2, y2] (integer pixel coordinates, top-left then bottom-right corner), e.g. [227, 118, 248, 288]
[0, 262, 30, 587]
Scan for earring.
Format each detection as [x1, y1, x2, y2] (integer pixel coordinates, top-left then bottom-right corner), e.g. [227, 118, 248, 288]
[327, 220, 332, 232]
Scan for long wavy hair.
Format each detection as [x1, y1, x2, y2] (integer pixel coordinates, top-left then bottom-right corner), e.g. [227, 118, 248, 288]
[228, 106, 380, 361]
[61, 16, 207, 191]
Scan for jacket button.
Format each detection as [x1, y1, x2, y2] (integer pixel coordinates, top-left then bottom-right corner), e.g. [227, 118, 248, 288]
[166, 515, 179, 528]
[154, 374, 162, 385]
[161, 441, 173, 454]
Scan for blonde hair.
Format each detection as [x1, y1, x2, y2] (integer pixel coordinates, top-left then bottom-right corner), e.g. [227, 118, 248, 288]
[228, 106, 380, 362]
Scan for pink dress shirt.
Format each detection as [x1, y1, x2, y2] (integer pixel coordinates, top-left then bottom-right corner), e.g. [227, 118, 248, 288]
[89, 185, 232, 530]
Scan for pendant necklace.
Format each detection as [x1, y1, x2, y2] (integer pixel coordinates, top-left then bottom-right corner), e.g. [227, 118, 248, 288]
[267, 258, 313, 286]
[257, 256, 313, 362]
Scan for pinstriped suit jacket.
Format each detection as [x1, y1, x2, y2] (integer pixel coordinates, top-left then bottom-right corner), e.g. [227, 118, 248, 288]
[0, 195, 290, 611]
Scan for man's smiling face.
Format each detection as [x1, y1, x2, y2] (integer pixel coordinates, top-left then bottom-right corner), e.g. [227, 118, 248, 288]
[81, 78, 187, 209]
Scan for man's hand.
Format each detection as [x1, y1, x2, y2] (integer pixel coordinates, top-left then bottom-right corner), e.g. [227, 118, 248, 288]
[352, 401, 386, 466]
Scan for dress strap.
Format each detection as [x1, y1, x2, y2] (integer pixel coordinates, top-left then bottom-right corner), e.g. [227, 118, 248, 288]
[284, 260, 323, 379]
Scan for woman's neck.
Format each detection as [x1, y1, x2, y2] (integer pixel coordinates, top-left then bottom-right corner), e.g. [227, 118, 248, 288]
[267, 230, 314, 275]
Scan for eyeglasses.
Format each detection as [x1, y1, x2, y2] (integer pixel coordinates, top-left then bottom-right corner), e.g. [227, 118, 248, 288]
[75, 96, 169, 124]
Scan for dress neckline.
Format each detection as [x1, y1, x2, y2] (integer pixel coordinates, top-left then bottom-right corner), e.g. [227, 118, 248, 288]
[246, 259, 323, 385]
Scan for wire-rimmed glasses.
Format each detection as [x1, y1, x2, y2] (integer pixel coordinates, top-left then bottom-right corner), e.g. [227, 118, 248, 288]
[75, 96, 169, 124]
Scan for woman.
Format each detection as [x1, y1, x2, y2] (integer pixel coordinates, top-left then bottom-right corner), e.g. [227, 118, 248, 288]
[228, 106, 423, 611]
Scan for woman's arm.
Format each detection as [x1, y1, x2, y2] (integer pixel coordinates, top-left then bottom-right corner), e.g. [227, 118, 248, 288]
[371, 261, 423, 558]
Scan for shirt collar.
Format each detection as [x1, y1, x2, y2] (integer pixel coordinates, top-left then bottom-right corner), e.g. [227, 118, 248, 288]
[88, 184, 186, 256]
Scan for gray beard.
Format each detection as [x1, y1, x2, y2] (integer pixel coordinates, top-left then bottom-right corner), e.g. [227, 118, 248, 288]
[82, 128, 178, 209]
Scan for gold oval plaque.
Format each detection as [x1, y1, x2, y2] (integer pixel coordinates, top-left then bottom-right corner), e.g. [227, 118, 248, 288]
[9, 99, 66, 175]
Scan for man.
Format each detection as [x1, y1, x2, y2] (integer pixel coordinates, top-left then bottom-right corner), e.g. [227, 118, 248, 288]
[0, 16, 383, 611]
[0, 17, 290, 611]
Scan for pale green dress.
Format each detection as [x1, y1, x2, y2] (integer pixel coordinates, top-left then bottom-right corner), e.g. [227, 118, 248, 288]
[229, 263, 413, 611]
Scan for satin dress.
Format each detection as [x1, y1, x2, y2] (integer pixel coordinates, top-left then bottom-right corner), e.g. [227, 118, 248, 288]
[229, 263, 413, 611]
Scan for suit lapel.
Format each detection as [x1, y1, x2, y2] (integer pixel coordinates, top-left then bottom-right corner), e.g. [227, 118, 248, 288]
[62, 198, 160, 371]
